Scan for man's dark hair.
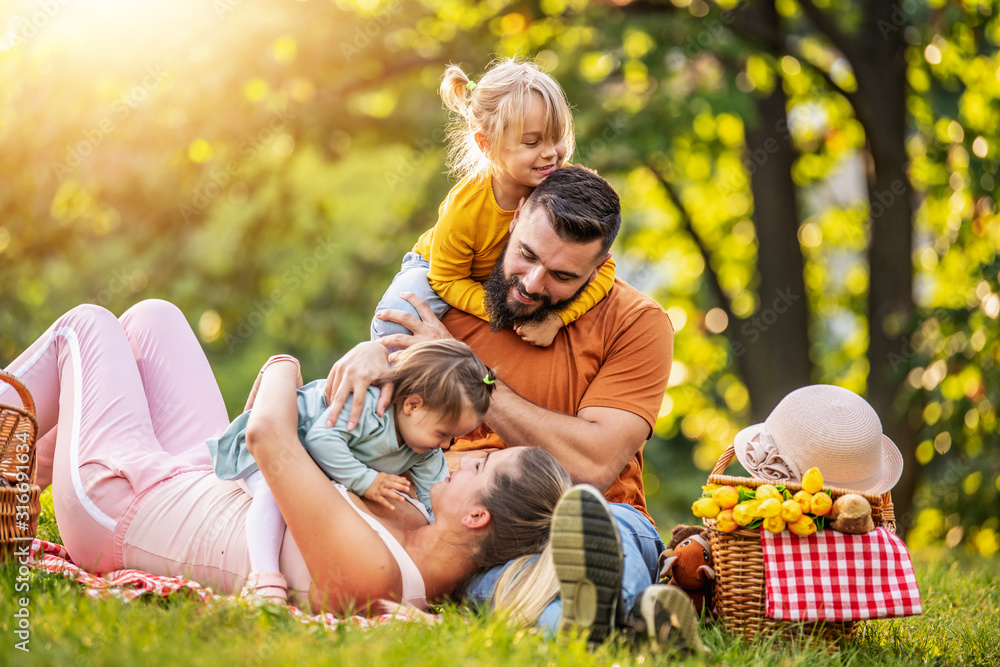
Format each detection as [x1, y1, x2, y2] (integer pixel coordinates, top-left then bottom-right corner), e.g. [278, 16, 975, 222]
[524, 165, 621, 255]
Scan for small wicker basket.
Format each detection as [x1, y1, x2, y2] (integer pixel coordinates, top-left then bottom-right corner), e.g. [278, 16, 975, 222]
[703, 443, 895, 643]
[0, 370, 41, 559]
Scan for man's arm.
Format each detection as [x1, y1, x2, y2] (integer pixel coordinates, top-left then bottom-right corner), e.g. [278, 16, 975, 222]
[326, 293, 662, 491]
[484, 380, 650, 491]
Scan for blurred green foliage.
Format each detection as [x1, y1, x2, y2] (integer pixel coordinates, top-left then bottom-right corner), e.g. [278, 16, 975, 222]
[0, 0, 997, 553]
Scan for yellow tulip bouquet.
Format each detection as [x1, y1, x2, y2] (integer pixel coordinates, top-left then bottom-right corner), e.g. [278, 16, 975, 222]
[692, 467, 832, 536]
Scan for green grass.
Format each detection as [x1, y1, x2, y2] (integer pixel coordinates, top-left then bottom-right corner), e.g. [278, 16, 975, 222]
[3, 491, 997, 665]
[1, 551, 997, 666]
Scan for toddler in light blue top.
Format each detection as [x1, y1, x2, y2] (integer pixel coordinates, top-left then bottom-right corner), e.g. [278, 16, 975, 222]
[207, 339, 496, 604]
[209, 382, 453, 518]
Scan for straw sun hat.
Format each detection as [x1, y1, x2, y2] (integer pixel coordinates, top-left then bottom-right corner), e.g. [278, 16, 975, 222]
[733, 384, 903, 495]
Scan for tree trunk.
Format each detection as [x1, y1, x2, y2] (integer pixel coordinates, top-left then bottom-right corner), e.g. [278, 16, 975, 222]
[858, 0, 919, 537]
[739, 0, 813, 421]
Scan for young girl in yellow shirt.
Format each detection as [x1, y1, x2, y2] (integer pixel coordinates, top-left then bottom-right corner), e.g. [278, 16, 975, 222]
[371, 58, 616, 347]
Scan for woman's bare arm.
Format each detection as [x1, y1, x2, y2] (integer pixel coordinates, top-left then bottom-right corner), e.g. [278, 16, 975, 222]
[244, 359, 402, 613]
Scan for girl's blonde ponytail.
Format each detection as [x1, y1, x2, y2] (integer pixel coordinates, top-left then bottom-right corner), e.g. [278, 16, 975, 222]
[439, 64, 472, 117]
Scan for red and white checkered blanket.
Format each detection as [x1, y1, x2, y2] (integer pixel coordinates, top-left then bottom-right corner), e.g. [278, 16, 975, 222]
[761, 527, 922, 622]
[21, 539, 434, 629]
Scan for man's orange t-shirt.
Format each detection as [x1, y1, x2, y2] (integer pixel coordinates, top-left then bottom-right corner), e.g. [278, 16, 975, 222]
[444, 278, 674, 523]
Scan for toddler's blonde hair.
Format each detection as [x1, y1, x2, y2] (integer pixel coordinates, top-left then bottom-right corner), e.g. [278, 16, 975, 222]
[440, 57, 575, 182]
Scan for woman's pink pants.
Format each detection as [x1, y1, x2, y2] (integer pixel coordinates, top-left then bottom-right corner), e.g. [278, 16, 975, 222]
[1, 300, 230, 570]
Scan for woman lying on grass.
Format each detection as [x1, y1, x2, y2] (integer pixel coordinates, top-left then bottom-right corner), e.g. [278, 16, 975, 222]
[2, 299, 570, 614]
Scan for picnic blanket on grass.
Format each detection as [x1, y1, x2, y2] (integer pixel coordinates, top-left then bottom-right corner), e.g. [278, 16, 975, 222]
[22, 539, 435, 629]
[761, 527, 922, 622]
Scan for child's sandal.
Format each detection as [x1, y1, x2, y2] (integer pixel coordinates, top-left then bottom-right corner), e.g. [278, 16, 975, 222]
[241, 571, 288, 605]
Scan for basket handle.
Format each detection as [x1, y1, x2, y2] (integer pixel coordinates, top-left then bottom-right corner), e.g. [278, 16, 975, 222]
[711, 443, 737, 476]
[0, 369, 36, 417]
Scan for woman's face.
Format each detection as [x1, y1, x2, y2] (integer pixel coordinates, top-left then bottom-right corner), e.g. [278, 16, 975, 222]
[430, 448, 523, 519]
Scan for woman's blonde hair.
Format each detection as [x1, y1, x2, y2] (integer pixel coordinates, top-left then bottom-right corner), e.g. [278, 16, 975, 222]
[378, 339, 496, 426]
[439, 57, 575, 182]
[490, 544, 560, 626]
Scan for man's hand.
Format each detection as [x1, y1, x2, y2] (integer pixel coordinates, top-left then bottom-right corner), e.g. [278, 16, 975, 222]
[375, 292, 454, 362]
[324, 294, 451, 429]
[323, 342, 392, 429]
[514, 312, 563, 347]
[362, 472, 411, 511]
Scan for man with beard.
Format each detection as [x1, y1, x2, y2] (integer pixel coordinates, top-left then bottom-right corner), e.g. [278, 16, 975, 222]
[478, 168, 614, 335]
[480, 242, 591, 334]
[324, 166, 702, 651]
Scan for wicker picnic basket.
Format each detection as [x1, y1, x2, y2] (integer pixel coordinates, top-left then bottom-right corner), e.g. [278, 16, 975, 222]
[0, 370, 41, 559]
[703, 443, 895, 643]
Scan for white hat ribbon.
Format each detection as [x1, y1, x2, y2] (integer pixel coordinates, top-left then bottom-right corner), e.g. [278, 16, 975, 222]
[741, 428, 801, 483]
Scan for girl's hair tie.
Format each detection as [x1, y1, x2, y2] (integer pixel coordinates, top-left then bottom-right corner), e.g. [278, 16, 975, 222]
[466, 79, 477, 92]
[482, 372, 495, 386]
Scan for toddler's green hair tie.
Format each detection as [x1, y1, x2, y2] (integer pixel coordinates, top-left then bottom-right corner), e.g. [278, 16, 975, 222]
[482, 372, 494, 385]
[466, 80, 477, 92]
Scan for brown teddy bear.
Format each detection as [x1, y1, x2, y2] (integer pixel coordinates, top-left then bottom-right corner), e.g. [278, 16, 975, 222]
[657, 525, 715, 618]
